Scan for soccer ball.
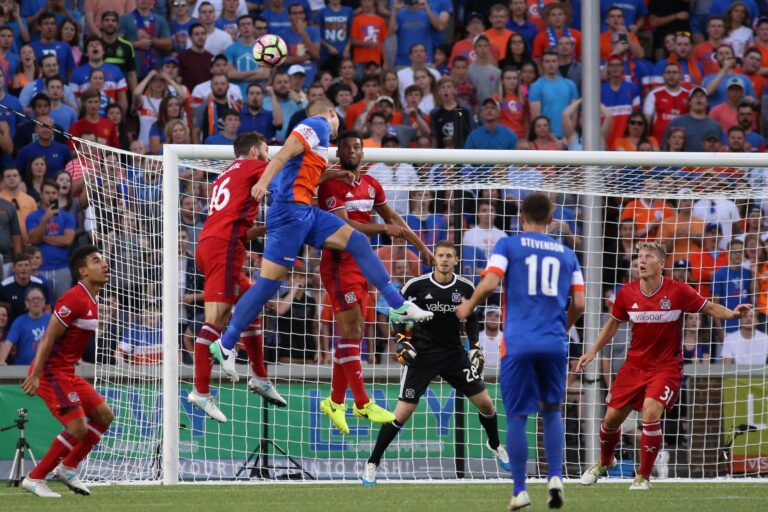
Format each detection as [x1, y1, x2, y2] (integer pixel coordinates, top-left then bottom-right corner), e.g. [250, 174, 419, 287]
[252, 34, 288, 67]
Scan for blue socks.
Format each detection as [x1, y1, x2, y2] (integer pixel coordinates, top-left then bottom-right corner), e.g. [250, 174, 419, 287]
[344, 230, 404, 308]
[221, 276, 282, 350]
[508, 416, 528, 496]
[542, 408, 564, 480]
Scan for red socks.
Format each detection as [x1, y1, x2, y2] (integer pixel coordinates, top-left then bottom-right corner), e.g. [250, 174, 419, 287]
[194, 323, 221, 395]
[639, 421, 663, 479]
[29, 431, 77, 479]
[333, 340, 368, 408]
[599, 422, 622, 467]
[241, 317, 267, 379]
[62, 421, 108, 468]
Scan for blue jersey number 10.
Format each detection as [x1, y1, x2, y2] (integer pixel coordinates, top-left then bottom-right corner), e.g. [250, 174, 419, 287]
[525, 254, 560, 297]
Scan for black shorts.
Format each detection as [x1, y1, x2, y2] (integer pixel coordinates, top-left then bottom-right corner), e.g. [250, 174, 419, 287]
[398, 348, 486, 404]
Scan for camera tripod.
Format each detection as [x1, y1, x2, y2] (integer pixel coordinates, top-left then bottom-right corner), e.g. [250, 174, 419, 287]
[1, 409, 37, 487]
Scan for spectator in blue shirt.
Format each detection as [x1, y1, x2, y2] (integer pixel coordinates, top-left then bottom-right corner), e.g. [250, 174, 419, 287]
[528, 49, 579, 138]
[204, 108, 240, 145]
[0, 66, 22, 139]
[238, 83, 282, 139]
[600, 0, 647, 32]
[0, 287, 50, 365]
[427, 0, 452, 47]
[390, 0, 434, 67]
[713, 239, 753, 334]
[30, 13, 75, 82]
[282, 3, 321, 86]
[314, 0, 353, 71]
[507, 0, 537, 48]
[118, 0, 173, 80]
[0, 253, 48, 324]
[403, 189, 447, 272]
[15, 115, 71, 178]
[225, 15, 271, 97]
[25, 181, 76, 302]
[464, 98, 519, 150]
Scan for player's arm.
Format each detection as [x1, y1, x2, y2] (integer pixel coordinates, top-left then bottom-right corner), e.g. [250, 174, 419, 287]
[250, 134, 306, 201]
[455, 272, 502, 321]
[20, 316, 68, 395]
[246, 225, 267, 240]
[566, 289, 586, 331]
[375, 203, 436, 265]
[574, 316, 621, 373]
[702, 301, 753, 320]
[330, 206, 401, 237]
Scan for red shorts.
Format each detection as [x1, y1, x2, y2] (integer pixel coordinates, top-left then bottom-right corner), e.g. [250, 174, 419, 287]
[37, 370, 105, 425]
[607, 365, 683, 412]
[197, 236, 252, 304]
[320, 255, 368, 313]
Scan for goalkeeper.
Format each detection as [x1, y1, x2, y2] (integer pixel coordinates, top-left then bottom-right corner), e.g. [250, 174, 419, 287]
[361, 240, 509, 486]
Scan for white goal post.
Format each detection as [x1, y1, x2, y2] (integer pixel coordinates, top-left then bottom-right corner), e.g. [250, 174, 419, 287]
[73, 140, 768, 484]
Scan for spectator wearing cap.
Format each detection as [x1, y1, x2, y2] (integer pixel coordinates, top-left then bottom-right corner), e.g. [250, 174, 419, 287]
[702, 45, 755, 107]
[665, 86, 722, 151]
[285, 82, 327, 133]
[225, 15, 271, 97]
[508, 0, 537, 48]
[599, 6, 644, 61]
[178, 23, 214, 90]
[189, 1, 231, 56]
[642, 62, 689, 143]
[169, 0, 197, 54]
[478, 306, 502, 368]
[238, 83, 282, 140]
[659, 190, 707, 264]
[671, 259, 692, 284]
[693, 16, 726, 76]
[529, 49, 579, 138]
[100, 11, 139, 95]
[0, 287, 49, 365]
[350, 0, 387, 75]
[734, 102, 765, 151]
[71, 37, 129, 113]
[650, 32, 702, 90]
[468, 35, 501, 104]
[345, 74, 380, 131]
[532, 3, 581, 62]
[29, 13, 75, 82]
[15, 115, 71, 177]
[430, 76, 475, 149]
[464, 98, 518, 150]
[711, 77, 752, 133]
[450, 12, 499, 66]
[282, 3, 320, 86]
[396, 43, 441, 104]
[389, 0, 435, 67]
[483, 4, 515, 61]
[118, 0, 173, 80]
[713, 238, 752, 334]
[688, 223, 730, 286]
[190, 54, 242, 111]
[602, 55, 640, 150]
[723, 309, 768, 364]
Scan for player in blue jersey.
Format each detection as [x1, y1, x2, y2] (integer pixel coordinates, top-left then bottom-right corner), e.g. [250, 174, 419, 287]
[457, 192, 585, 510]
[210, 99, 433, 379]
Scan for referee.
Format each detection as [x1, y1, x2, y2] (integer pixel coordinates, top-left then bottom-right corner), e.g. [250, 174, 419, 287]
[361, 240, 509, 485]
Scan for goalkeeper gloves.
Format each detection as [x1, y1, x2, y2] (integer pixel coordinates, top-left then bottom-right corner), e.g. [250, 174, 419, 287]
[394, 333, 417, 366]
[469, 341, 485, 376]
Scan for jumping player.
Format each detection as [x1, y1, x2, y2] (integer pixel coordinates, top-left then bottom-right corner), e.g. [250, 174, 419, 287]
[189, 132, 287, 423]
[317, 131, 435, 434]
[20, 245, 113, 498]
[211, 99, 433, 377]
[577, 241, 751, 490]
[457, 193, 585, 510]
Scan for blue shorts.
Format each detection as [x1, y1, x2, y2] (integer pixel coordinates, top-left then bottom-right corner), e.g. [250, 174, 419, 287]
[500, 350, 567, 416]
[262, 201, 345, 266]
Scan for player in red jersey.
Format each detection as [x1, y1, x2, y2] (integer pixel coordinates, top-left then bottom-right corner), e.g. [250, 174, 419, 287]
[189, 132, 288, 423]
[20, 245, 112, 498]
[576, 242, 751, 490]
[316, 131, 435, 434]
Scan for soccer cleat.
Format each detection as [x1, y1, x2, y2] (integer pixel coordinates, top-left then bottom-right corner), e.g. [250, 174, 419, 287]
[320, 397, 349, 435]
[188, 390, 227, 422]
[389, 300, 434, 323]
[53, 464, 91, 496]
[361, 462, 378, 486]
[487, 441, 511, 472]
[353, 401, 396, 424]
[580, 457, 616, 485]
[209, 339, 240, 383]
[547, 476, 564, 509]
[21, 477, 61, 498]
[629, 474, 652, 490]
[248, 377, 287, 407]
[508, 490, 531, 510]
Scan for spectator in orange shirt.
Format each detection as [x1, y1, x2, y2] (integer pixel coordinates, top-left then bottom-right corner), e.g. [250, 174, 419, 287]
[689, 223, 730, 287]
[620, 186, 673, 238]
[350, 0, 388, 74]
[753, 16, 768, 65]
[613, 112, 660, 151]
[483, 4, 515, 61]
[345, 74, 380, 131]
[741, 47, 766, 99]
[363, 112, 388, 148]
[659, 190, 707, 264]
[693, 16, 726, 76]
[525, 0, 559, 32]
[451, 11, 501, 66]
[492, 68, 527, 140]
[532, 3, 581, 61]
[599, 6, 644, 61]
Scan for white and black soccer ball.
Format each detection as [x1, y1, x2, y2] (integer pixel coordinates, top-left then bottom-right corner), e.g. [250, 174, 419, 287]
[252, 34, 288, 67]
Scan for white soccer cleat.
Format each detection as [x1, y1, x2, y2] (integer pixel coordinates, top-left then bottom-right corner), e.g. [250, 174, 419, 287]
[209, 339, 240, 383]
[248, 377, 287, 407]
[53, 464, 91, 495]
[547, 476, 564, 509]
[508, 490, 531, 510]
[629, 474, 652, 490]
[21, 477, 61, 498]
[487, 441, 511, 472]
[188, 390, 227, 422]
[389, 300, 433, 323]
[361, 462, 378, 486]
[580, 457, 616, 485]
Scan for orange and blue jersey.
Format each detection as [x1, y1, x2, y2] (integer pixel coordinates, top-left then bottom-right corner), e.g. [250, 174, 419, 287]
[269, 116, 331, 205]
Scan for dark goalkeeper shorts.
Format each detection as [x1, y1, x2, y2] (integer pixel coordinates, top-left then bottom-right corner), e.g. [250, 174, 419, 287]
[398, 347, 486, 404]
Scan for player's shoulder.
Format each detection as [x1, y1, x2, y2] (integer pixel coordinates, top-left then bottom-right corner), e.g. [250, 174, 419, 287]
[361, 172, 383, 188]
[401, 273, 431, 294]
[454, 274, 475, 291]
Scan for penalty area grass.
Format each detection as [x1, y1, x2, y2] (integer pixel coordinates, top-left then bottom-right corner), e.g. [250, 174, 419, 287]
[0, 481, 765, 512]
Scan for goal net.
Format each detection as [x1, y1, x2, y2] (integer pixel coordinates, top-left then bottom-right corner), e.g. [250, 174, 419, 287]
[73, 139, 768, 483]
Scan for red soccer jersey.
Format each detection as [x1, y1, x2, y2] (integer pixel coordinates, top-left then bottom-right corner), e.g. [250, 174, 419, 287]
[612, 278, 707, 370]
[644, 86, 690, 142]
[46, 282, 99, 373]
[317, 173, 387, 268]
[68, 117, 118, 148]
[199, 159, 266, 244]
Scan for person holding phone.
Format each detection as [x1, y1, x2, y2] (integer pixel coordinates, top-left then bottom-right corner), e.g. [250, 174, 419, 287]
[25, 181, 76, 304]
[600, 6, 645, 60]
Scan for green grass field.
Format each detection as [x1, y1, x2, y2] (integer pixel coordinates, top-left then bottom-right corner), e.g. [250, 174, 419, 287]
[1, 482, 766, 512]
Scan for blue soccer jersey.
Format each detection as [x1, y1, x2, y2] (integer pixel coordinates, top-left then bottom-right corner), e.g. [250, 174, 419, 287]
[269, 116, 330, 205]
[486, 231, 584, 356]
